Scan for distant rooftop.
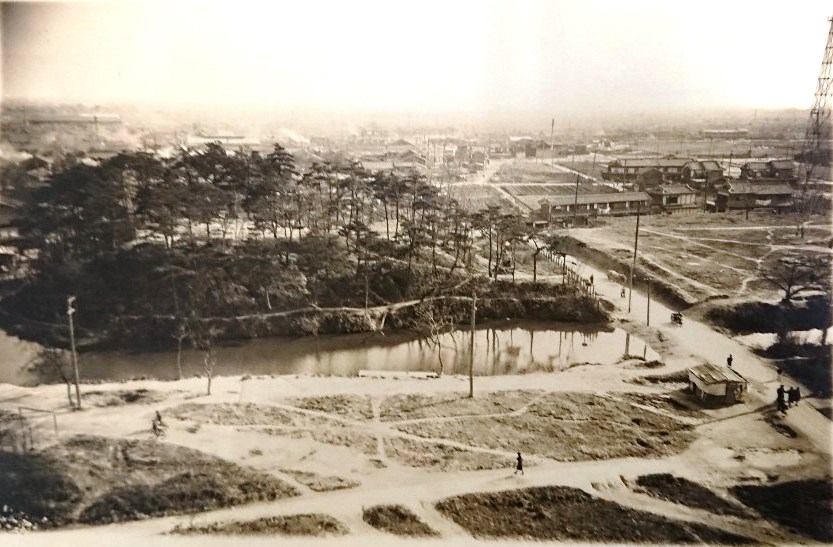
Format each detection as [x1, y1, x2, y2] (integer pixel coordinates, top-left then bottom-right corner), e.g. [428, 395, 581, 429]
[28, 113, 121, 124]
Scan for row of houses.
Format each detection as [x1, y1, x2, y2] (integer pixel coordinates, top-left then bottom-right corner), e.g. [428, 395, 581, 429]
[602, 157, 718, 184]
[531, 177, 803, 225]
[537, 191, 651, 224]
[602, 157, 798, 186]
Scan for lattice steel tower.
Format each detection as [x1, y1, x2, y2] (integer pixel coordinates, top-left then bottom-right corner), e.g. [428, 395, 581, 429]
[801, 16, 833, 179]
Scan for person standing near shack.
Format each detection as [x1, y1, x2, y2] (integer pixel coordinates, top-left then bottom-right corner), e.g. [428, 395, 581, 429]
[515, 452, 524, 475]
[776, 385, 787, 413]
[795, 387, 801, 405]
[787, 387, 796, 407]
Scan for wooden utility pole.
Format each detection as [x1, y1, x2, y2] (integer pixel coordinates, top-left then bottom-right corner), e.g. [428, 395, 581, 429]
[67, 296, 81, 409]
[468, 292, 476, 398]
[628, 202, 641, 313]
[549, 118, 555, 166]
[590, 150, 598, 180]
[572, 172, 581, 227]
[646, 281, 651, 326]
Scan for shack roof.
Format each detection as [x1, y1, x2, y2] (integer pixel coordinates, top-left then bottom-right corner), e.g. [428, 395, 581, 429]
[610, 158, 691, 168]
[539, 192, 650, 207]
[688, 363, 747, 385]
[647, 184, 696, 195]
[769, 160, 796, 169]
[721, 182, 794, 195]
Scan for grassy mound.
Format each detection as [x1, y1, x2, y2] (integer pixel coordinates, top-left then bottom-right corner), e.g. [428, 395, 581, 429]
[705, 297, 831, 335]
[634, 474, 750, 517]
[395, 392, 697, 462]
[288, 395, 374, 421]
[84, 388, 167, 407]
[730, 479, 833, 542]
[79, 469, 292, 524]
[631, 370, 690, 385]
[279, 469, 359, 492]
[380, 390, 541, 422]
[0, 452, 82, 526]
[384, 437, 511, 471]
[436, 486, 755, 543]
[0, 435, 298, 527]
[170, 514, 349, 536]
[362, 505, 438, 537]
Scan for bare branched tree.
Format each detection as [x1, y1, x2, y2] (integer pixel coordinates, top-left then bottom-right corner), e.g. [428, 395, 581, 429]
[412, 298, 458, 376]
[761, 255, 829, 303]
[187, 313, 218, 396]
[27, 348, 76, 407]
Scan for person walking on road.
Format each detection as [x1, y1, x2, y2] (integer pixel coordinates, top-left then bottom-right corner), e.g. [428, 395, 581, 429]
[515, 452, 524, 475]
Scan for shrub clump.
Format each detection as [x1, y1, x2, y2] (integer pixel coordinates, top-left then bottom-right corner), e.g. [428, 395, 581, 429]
[730, 479, 833, 542]
[362, 505, 439, 536]
[171, 514, 349, 536]
[436, 485, 755, 543]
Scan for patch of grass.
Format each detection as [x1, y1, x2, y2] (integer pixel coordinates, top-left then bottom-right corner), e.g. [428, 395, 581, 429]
[384, 437, 511, 471]
[169, 402, 335, 428]
[259, 426, 379, 456]
[631, 370, 690, 385]
[380, 390, 541, 422]
[362, 505, 438, 537]
[169, 402, 296, 426]
[634, 474, 750, 517]
[1, 435, 298, 527]
[279, 469, 359, 492]
[288, 395, 374, 421]
[630, 359, 666, 369]
[622, 392, 704, 418]
[79, 470, 294, 524]
[0, 452, 82, 526]
[706, 297, 831, 335]
[84, 388, 167, 407]
[395, 392, 696, 462]
[436, 486, 755, 543]
[171, 514, 349, 536]
[730, 479, 833, 542]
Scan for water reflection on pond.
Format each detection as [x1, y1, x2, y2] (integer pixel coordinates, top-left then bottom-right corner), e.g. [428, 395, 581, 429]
[4, 322, 659, 385]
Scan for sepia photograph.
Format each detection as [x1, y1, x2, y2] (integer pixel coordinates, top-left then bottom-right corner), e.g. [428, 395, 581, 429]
[0, 1, 831, 545]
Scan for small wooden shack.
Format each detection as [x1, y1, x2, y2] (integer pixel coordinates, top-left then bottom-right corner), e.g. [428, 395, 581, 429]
[687, 364, 748, 405]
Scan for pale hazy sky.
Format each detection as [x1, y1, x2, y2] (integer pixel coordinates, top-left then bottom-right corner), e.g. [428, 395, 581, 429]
[2, 1, 831, 115]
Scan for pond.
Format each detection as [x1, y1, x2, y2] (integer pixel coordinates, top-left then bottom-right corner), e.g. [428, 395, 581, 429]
[0, 321, 658, 385]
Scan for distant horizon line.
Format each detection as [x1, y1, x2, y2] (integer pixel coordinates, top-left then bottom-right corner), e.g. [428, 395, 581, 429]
[0, 97, 813, 116]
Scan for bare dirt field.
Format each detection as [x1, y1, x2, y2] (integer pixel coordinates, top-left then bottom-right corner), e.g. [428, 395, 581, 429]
[573, 209, 832, 303]
[446, 184, 516, 212]
[278, 469, 360, 492]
